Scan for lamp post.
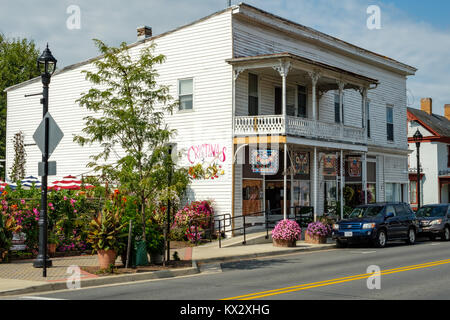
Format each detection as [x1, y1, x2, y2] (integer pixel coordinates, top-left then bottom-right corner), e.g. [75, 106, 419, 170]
[413, 129, 423, 210]
[33, 44, 57, 276]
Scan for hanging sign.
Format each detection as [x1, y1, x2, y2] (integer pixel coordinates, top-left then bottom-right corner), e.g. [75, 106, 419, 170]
[322, 154, 337, 177]
[348, 157, 362, 177]
[251, 150, 279, 175]
[293, 152, 309, 175]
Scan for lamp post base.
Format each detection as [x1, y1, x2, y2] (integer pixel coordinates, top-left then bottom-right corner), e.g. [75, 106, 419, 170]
[33, 257, 53, 268]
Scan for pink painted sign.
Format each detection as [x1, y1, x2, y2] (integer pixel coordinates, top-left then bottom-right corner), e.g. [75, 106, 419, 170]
[187, 143, 227, 164]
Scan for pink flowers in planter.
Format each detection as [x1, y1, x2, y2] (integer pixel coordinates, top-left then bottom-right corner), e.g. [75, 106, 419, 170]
[306, 222, 332, 237]
[271, 220, 302, 241]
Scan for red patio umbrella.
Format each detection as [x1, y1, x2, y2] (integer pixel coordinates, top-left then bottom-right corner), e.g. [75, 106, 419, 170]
[49, 175, 94, 190]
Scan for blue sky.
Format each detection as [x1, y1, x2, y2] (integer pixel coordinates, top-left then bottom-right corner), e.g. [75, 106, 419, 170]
[1, 0, 449, 115]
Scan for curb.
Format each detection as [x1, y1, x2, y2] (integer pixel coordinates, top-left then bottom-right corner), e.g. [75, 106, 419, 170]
[0, 264, 200, 297]
[193, 244, 336, 265]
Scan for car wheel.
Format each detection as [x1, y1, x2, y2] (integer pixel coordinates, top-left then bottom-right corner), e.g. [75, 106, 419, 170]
[406, 228, 416, 245]
[442, 227, 450, 242]
[336, 240, 347, 248]
[374, 230, 387, 248]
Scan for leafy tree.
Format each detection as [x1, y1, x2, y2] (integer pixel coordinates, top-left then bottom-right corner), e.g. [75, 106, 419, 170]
[74, 39, 187, 241]
[0, 35, 40, 178]
[9, 131, 26, 182]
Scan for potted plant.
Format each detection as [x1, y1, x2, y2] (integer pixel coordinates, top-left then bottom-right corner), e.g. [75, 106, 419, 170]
[271, 220, 302, 247]
[146, 221, 165, 264]
[87, 206, 127, 269]
[47, 233, 59, 257]
[305, 221, 332, 244]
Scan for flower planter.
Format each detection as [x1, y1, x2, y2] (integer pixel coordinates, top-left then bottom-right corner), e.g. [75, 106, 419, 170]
[305, 233, 327, 244]
[47, 244, 57, 257]
[0, 250, 8, 263]
[273, 238, 297, 248]
[97, 250, 117, 269]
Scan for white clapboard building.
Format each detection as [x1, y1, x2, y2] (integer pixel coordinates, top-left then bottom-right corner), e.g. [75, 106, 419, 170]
[5, 3, 417, 233]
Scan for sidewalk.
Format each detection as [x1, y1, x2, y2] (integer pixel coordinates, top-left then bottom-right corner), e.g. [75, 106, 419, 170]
[0, 238, 335, 297]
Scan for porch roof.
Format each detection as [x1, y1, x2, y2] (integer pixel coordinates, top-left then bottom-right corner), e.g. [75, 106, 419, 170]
[226, 52, 380, 89]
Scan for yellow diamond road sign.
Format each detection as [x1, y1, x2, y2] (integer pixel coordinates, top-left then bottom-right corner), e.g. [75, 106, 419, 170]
[33, 112, 64, 159]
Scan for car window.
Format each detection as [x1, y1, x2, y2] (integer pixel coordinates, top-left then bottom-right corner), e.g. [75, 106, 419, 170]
[417, 206, 447, 218]
[385, 205, 396, 217]
[395, 205, 407, 216]
[349, 206, 384, 218]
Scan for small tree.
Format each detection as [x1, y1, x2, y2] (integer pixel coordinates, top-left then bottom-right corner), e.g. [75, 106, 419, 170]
[74, 39, 181, 241]
[9, 131, 26, 182]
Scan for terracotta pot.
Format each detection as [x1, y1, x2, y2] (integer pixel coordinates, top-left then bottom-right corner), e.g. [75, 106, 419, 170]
[97, 250, 117, 269]
[305, 233, 327, 244]
[47, 244, 57, 257]
[0, 250, 7, 262]
[273, 238, 297, 248]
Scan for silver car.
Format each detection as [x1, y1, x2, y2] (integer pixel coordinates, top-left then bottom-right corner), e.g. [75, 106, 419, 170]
[416, 204, 450, 241]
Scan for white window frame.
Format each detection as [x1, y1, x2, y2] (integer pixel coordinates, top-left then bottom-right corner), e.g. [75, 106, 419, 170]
[178, 78, 194, 112]
[386, 104, 394, 142]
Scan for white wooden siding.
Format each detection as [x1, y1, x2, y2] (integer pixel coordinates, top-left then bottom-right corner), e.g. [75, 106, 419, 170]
[6, 10, 235, 217]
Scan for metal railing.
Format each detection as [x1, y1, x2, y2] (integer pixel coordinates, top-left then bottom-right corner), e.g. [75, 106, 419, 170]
[186, 206, 314, 248]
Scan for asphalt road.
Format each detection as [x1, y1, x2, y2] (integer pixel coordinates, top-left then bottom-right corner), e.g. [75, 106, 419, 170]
[10, 238, 450, 300]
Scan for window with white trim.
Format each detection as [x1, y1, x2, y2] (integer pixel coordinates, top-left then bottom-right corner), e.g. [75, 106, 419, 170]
[178, 78, 193, 111]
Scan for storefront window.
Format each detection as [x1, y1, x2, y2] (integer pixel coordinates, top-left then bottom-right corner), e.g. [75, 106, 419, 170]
[367, 183, 377, 204]
[293, 181, 310, 207]
[386, 183, 402, 202]
[410, 181, 417, 204]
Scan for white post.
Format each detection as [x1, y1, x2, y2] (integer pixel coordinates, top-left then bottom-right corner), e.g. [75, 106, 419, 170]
[284, 144, 288, 220]
[308, 71, 320, 121]
[340, 150, 344, 220]
[313, 147, 318, 222]
[363, 153, 368, 204]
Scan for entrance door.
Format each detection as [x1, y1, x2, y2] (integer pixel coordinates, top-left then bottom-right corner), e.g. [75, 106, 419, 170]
[265, 181, 290, 216]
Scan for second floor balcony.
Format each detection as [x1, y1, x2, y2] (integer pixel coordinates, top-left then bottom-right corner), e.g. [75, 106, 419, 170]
[234, 115, 366, 145]
[228, 53, 378, 146]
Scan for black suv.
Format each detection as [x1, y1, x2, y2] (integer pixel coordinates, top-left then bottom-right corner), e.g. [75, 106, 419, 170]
[332, 203, 419, 248]
[416, 204, 450, 241]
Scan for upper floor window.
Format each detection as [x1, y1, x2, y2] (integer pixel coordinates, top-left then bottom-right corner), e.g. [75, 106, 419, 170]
[248, 73, 258, 116]
[297, 85, 307, 118]
[179, 78, 193, 111]
[386, 105, 394, 141]
[334, 92, 344, 124]
[334, 93, 340, 123]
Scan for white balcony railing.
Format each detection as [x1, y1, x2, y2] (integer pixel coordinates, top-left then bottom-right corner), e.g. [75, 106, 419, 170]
[234, 115, 366, 144]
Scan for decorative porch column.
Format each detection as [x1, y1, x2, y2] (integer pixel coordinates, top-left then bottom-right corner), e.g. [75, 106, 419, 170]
[359, 86, 368, 140]
[363, 153, 368, 204]
[313, 147, 318, 222]
[273, 61, 291, 120]
[308, 71, 321, 121]
[284, 143, 288, 220]
[337, 80, 346, 125]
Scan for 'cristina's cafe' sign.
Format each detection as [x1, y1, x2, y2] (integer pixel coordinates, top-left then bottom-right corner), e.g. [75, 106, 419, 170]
[186, 143, 227, 180]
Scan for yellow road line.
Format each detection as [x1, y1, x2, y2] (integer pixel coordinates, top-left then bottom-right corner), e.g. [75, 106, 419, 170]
[223, 258, 450, 300]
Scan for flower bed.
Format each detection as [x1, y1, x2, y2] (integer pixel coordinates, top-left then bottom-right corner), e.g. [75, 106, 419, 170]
[171, 200, 214, 243]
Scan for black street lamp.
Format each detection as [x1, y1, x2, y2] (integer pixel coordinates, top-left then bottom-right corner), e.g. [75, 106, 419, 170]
[33, 44, 57, 276]
[413, 129, 423, 210]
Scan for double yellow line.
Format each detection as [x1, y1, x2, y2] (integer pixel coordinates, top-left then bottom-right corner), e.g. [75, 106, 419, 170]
[223, 258, 450, 300]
